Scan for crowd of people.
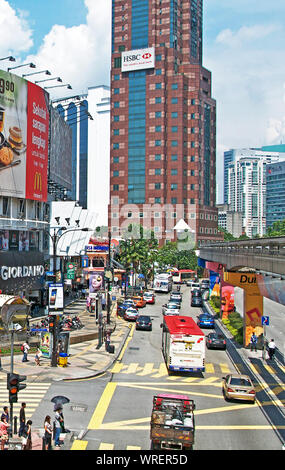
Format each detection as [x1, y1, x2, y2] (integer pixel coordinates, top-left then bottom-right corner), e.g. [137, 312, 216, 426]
[0, 402, 67, 451]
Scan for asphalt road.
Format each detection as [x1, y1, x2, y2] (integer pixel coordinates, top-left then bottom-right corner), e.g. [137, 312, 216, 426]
[48, 286, 282, 451]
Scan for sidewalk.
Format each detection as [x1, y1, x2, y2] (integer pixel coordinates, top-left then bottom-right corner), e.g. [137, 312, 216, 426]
[0, 302, 131, 383]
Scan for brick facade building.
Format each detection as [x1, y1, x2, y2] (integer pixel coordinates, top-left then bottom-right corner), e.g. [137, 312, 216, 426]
[109, 0, 220, 245]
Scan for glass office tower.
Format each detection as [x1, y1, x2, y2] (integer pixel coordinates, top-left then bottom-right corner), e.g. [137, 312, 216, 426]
[109, 0, 219, 244]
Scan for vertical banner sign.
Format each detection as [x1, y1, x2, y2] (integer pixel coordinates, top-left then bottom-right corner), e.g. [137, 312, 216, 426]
[224, 272, 263, 347]
[26, 82, 49, 201]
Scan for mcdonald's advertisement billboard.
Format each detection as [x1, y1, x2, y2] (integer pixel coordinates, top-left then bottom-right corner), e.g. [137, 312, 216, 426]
[0, 69, 49, 201]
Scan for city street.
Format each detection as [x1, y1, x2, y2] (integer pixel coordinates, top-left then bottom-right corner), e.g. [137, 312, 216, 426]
[39, 286, 282, 451]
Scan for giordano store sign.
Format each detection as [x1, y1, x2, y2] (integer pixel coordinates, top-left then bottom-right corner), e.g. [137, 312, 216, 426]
[0, 252, 45, 293]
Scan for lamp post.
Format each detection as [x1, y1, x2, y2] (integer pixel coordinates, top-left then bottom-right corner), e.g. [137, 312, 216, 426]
[46, 224, 91, 367]
[35, 77, 62, 84]
[0, 56, 16, 62]
[44, 84, 72, 90]
[22, 70, 51, 78]
[7, 63, 36, 72]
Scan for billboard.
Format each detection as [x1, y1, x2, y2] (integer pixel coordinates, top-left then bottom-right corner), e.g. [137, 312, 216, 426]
[122, 47, 155, 73]
[89, 272, 104, 293]
[0, 70, 49, 201]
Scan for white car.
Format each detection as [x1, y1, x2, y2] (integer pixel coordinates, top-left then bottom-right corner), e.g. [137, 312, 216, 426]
[191, 282, 200, 292]
[164, 308, 180, 316]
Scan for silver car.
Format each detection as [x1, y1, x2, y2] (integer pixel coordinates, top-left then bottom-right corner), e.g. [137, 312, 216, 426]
[222, 374, 256, 403]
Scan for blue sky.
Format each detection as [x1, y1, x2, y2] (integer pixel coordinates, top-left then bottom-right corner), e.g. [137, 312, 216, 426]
[1, 0, 285, 202]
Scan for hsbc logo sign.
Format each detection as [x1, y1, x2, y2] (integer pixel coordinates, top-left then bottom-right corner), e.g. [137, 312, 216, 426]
[122, 47, 155, 72]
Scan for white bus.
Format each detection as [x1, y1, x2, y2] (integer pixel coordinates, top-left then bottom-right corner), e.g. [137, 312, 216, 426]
[161, 316, 205, 372]
[153, 273, 173, 293]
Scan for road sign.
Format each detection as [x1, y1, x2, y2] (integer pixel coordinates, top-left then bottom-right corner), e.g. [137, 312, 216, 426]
[262, 316, 270, 326]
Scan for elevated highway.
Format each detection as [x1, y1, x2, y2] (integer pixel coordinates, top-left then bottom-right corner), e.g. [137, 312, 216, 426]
[199, 236, 285, 277]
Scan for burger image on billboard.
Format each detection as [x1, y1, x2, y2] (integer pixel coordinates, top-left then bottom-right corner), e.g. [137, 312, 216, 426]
[0, 70, 49, 201]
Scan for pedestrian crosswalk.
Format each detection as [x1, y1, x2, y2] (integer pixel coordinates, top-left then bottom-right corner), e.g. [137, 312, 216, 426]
[0, 382, 50, 420]
[71, 440, 143, 451]
[111, 361, 233, 377]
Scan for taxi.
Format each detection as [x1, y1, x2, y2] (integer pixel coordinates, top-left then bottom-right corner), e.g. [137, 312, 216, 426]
[132, 295, 147, 308]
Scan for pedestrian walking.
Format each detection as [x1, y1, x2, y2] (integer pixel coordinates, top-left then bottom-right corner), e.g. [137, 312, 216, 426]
[22, 419, 32, 450]
[1, 406, 9, 424]
[105, 330, 111, 352]
[54, 406, 64, 447]
[0, 416, 9, 451]
[268, 339, 276, 360]
[43, 416, 53, 450]
[21, 341, 30, 362]
[35, 348, 42, 366]
[250, 332, 258, 352]
[18, 403, 26, 437]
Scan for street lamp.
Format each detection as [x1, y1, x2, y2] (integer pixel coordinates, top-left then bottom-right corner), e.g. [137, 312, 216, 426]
[45, 84, 72, 90]
[0, 56, 16, 62]
[46, 224, 92, 367]
[7, 63, 36, 72]
[35, 77, 62, 84]
[22, 70, 51, 78]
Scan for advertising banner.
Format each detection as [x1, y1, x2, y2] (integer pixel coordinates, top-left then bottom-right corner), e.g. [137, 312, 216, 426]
[0, 70, 49, 201]
[89, 272, 104, 293]
[122, 47, 155, 73]
[48, 283, 64, 312]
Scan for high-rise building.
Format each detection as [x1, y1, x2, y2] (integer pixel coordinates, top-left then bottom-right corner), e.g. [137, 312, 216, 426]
[224, 146, 285, 205]
[109, 0, 219, 245]
[266, 161, 285, 229]
[55, 86, 110, 224]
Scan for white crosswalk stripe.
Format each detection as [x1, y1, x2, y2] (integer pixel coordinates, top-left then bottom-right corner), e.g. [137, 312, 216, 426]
[0, 382, 50, 419]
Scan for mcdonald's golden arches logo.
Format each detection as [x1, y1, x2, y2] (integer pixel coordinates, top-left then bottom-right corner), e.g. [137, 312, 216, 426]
[34, 171, 42, 192]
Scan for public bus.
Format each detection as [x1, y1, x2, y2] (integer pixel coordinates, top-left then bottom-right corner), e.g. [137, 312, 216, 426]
[172, 269, 196, 284]
[153, 273, 173, 293]
[161, 315, 205, 372]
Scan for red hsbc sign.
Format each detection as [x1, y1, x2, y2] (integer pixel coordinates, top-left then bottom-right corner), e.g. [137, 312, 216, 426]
[122, 47, 155, 72]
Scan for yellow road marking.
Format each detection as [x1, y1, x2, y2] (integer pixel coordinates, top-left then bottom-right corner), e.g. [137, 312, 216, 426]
[127, 445, 141, 450]
[205, 363, 215, 374]
[137, 363, 155, 376]
[263, 364, 276, 375]
[111, 363, 124, 374]
[71, 440, 88, 450]
[124, 363, 140, 374]
[117, 324, 135, 361]
[72, 339, 98, 359]
[220, 363, 230, 374]
[99, 443, 114, 450]
[248, 362, 261, 374]
[88, 382, 117, 430]
[152, 363, 168, 378]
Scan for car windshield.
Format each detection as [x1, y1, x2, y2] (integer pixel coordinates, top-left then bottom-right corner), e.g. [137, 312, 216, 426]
[230, 378, 251, 387]
[138, 316, 150, 321]
[168, 304, 178, 309]
[200, 315, 211, 320]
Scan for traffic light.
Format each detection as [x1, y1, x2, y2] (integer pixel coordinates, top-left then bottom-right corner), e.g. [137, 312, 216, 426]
[49, 316, 56, 333]
[7, 373, 27, 403]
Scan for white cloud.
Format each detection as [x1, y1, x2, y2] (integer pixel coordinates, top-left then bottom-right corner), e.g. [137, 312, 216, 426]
[216, 24, 279, 47]
[0, 0, 33, 56]
[25, 0, 111, 97]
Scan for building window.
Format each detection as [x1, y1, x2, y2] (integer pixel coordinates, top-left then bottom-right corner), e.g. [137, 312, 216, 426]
[172, 83, 178, 90]
[114, 129, 120, 135]
[155, 183, 161, 189]
[114, 74, 120, 81]
[114, 101, 120, 108]
[171, 183, 178, 190]
[114, 115, 119, 122]
[155, 126, 161, 132]
[155, 83, 162, 89]
[171, 112, 178, 118]
[171, 198, 177, 204]
[114, 57, 122, 68]
[113, 171, 119, 177]
[171, 169, 178, 175]
[156, 69, 162, 75]
[156, 54, 162, 61]
[155, 154, 161, 160]
[155, 111, 162, 118]
[155, 140, 161, 147]
[171, 155, 178, 161]
[155, 168, 161, 175]
[114, 157, 119, 163]
[171, 140, 178, 147]
[172, 126, 178, 132]
[155, 197, 161, 203]
[113, 143, 119, 149]
[171, 97, 178, 104]
[114, 88, 120, 94]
